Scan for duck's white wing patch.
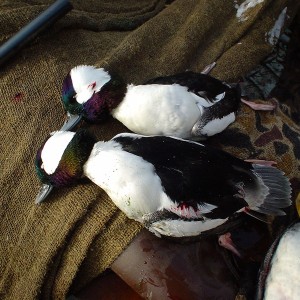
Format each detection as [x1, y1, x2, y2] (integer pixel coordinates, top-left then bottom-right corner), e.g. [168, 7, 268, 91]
[41, 131, 75, 175]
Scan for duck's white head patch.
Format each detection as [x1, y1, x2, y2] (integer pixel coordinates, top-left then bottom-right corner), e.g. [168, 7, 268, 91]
[41, 131, 75, 175]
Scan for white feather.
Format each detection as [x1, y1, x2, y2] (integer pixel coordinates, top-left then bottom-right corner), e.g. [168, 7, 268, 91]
[148, 217, 227, 237]
[200, 112, 235, 136]
[264, 222, 300, 300]
[84, 140, 174, 221]
[112, 84, 206, 138]
[41, 131, 75, 174]
[113, 132, 206, 147]
[215, 92, 226, 101]
[234, 0, 264, 22]
[70, 65, 111, 104]
[169, 201, 217, 218]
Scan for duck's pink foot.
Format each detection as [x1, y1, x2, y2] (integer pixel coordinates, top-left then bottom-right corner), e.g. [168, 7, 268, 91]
[201, 62, 216, 74]
[244, 159, 277, 166]
[218, 232, 241, 257]
[241, 98, 276, 111]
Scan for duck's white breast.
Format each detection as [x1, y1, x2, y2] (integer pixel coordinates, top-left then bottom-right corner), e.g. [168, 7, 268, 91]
[83, 140, 172, 220]
[112, 84, 202, 138]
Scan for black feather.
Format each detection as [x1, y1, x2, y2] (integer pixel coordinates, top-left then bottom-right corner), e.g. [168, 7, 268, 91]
[114, 135, 255, 218]
[145, 71, 229, 99]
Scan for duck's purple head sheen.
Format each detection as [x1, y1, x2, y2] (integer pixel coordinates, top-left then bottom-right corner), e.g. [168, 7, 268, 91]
[61, 65, 126, 129]
[35, 129, 96, 203]
[83, 74, 127, 123]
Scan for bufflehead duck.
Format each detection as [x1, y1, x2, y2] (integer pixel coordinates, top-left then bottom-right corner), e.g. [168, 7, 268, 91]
[35, 130, 291, 240]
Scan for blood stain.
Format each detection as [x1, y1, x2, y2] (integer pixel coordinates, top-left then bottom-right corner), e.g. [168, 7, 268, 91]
[13, 92, 24, 103]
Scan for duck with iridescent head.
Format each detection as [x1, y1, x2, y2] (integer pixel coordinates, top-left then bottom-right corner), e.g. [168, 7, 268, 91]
[60, 64, 250, 139]
[35, 130, 291, 246]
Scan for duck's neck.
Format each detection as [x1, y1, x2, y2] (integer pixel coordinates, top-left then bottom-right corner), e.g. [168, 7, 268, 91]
[99, 72, 127, 112]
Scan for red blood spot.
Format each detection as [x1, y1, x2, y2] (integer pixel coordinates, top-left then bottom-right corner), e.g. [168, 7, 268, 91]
[13, 92, 24, 102]
[178, 203, 196, 212]
[140, 238, 153, 252]
[244, 207, 251, 213]
[176, 203, 199, 218]
[88, 81, 96, 90]
[178, 203, 187, 210]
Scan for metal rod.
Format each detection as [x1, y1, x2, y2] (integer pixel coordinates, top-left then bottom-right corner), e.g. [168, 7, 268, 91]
[0, 0, 73, 67]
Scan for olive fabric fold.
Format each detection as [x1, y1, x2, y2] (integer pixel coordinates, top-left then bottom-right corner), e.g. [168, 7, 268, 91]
[0, 0, 299, 299]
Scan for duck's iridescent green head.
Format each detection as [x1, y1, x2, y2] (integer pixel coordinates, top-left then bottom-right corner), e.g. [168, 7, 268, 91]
[35, 129, 96, 203]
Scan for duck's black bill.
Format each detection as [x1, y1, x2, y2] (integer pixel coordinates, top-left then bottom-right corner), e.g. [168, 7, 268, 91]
[35, 184, 54, 204]
[60, 112, 82, 131]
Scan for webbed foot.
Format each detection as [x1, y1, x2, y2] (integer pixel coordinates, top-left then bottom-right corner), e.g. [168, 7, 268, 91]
[241, 98, 276, 111]
[218, 232, 241, 257]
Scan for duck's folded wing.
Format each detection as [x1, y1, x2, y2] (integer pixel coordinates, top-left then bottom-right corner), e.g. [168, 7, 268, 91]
[144, 71, 229, 100]
[113, 134, 249, 220]
[154, 164, 248, 220]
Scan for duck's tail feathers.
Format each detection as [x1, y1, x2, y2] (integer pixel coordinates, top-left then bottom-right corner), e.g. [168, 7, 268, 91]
[251, 165, 292, 216]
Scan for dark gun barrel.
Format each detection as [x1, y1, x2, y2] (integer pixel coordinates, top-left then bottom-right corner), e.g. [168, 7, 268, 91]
[0, 0, 73, 67]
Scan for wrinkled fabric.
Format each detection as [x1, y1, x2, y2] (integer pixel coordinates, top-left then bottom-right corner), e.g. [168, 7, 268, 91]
[0, 0, 299, 299]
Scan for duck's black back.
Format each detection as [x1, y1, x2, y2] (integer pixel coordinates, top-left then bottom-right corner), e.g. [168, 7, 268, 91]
[113, 134, 254, 216]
